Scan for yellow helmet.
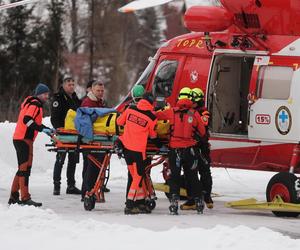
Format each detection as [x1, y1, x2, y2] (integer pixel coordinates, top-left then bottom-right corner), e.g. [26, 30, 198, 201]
[178, 87, 192, 100]
[191, 88, 204, 102]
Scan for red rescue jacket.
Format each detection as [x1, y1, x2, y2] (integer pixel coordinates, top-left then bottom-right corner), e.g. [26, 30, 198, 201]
[156, 99, 205, 148]
[13, 96, 44, 141]
[117, 99, 157, 153]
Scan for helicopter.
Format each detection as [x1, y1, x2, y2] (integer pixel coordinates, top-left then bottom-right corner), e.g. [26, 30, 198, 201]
[117, 0, 300, 217]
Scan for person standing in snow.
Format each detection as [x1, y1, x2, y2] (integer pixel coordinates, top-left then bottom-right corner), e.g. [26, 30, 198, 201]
[156, 87, 206, 215]
[117, 92, 158, 214]
[51, 75, 81, 196]
[81, 80, 110, 201]
[8, 83, 54, 207]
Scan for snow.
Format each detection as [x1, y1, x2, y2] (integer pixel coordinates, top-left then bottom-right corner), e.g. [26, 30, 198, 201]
[1, 118, 300, 249]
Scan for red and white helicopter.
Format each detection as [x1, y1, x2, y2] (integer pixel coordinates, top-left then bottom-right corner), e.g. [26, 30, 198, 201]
[119, 0, 300, 216]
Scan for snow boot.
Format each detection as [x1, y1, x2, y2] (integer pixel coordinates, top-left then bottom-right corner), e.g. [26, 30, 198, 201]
[66, 185, 81, 195]
[124, 200, 140, 215]
[137, 204, 152, 214]
[53, 183, 60, 195]
[169, 194, 179, 215]
[102, 186, 110, 193]
[204, 194, 214, 209]
[135, 200, 151, 214]
[8, 192, 21, 205]
[21, 199, 42, 207]
[124, 206, 140, 215]
[195, 197, 205, 214]
[180, 199, 196, 210]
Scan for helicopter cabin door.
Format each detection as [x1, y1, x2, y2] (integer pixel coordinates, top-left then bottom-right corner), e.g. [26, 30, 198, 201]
[248, 55, 299, 143]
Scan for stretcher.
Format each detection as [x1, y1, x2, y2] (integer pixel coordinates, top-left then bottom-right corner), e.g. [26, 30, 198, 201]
[46, 128, 168, 211]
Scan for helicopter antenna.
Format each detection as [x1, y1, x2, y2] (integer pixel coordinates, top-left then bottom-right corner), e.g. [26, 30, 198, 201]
[0, 0, 41, 11]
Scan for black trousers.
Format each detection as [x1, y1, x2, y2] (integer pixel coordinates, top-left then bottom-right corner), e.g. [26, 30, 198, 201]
[53, 152, 77, 186]
[168, 147, 203, 199]
[197, 139, 212, 196]
[81, 153, 106, 198]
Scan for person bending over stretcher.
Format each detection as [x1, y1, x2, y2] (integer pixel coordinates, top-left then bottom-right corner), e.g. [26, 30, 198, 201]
[117, 92, 158, 215]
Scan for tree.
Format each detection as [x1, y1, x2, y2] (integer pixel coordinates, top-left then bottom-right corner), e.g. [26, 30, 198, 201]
[0, 0, 42, 121]
[40, 0, 66, 91]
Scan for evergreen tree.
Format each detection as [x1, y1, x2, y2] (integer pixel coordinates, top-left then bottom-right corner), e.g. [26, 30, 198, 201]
[0, 0, 42, 121]
[40, 0, 66, 91]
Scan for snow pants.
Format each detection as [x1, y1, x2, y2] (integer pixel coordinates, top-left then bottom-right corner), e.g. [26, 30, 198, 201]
[168, 147, 203, 199]
[10, 139, 33, 201]
[123, 148, 147, 204]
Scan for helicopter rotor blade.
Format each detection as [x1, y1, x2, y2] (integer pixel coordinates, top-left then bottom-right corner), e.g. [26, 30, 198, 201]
[118, 0, 174, 13]
[0, 0, 42, 11]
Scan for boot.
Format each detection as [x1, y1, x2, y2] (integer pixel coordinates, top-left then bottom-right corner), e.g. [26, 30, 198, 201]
[137, 204, 152, 214]
[124, 200, 140, 215]
[21, 199, 42, 207]
[53, 183, 60, 196]
[204, 194, 214, 209]
[169, 194, 179, 215]
[195, 197, 205, 214]
[8, 192, 21, 205]
[102, 186, 110, 193]
[124, 206, 140, 215]
[180, 199, 196, 210]
[66, 185, 81, 195]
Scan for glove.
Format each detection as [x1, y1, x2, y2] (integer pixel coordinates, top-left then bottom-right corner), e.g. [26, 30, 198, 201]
[42, 128, 55, 136]
[150, 138, 163, 148]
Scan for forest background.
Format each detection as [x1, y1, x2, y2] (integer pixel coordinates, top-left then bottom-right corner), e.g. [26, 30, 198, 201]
[0, 0, 217, 121]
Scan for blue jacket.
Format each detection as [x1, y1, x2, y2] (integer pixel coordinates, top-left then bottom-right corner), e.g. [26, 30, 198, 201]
[75, 107, 116, 140]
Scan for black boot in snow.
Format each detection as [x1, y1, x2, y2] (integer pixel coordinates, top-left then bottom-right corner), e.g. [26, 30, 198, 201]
[21, 199, 42, 207]
[66, 185, 81, 195]
[194, 196, 205, 214]
[53, 183, 60, 195]
[169, 194, 179, 215]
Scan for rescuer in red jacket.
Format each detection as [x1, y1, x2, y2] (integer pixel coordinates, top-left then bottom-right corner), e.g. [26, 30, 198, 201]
[8, 83, 53, 207]
[180, 87, 214, 211]
[117, 92, 158, 215]
[156, 87, 206, 215]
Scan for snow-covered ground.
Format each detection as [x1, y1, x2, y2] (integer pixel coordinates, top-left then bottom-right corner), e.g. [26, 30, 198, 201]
[0, 118, 300, 250]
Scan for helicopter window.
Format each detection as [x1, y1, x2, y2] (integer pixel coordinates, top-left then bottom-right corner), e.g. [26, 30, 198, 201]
[257, 66, 293, 100]
[153, 60, 178, 97]
[134, 58, 156, 88]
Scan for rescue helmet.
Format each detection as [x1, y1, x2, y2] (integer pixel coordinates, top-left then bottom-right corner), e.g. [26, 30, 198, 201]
[191, 88, 204, 102]
[178, 87, 192, 100]
[131, 85, 145, 102]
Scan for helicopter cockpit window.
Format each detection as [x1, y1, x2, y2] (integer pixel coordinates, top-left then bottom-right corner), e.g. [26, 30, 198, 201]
[134, 58, 156, 88]
[257, 66, 293, 100]
[153, 60, 178, 97]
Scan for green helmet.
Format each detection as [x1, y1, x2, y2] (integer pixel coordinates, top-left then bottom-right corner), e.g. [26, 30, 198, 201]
[131, 85, 145, 102]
